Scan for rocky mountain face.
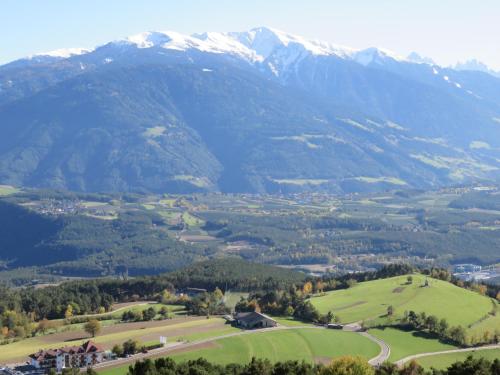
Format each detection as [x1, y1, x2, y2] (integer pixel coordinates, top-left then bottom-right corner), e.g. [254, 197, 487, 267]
[0, 27, 499, 193]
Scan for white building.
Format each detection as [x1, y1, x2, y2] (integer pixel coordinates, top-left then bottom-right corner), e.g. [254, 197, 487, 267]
[29, 341, 104, 372]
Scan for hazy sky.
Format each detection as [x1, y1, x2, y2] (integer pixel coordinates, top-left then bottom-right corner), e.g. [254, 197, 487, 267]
[1, 0, 499, 69]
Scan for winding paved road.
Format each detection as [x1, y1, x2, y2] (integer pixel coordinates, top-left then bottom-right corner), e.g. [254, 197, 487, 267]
[395, 344, 500, 367]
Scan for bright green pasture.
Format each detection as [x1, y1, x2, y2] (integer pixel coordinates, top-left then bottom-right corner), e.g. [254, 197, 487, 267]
[310, 275, 493, 329]
[170, 329, 379, 365]
[417, 349, 500, 369]
[368, 327, 457, 361]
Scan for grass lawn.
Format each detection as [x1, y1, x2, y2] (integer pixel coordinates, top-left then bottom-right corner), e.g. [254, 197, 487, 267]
[310, 275, 494, 332]
[417, 349, 500, 370]
[170, 329, 379, 365]
[272, 317, 313, 327]
[368, 327, 457, 361]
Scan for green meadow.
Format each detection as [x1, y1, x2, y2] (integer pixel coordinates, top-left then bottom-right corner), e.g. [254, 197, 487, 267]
[368, 327, 457, 361]
[99, 328, 379, 375]
[310, 275, 496, 332]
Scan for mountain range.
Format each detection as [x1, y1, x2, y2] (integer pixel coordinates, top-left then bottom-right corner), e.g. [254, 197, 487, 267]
[1, 27, 499, 193]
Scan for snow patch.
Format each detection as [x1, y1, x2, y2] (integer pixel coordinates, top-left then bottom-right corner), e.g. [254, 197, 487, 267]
[33, 47, 92, 59]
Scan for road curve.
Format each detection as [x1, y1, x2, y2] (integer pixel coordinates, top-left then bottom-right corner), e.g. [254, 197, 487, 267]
[395, 344, 500, 367]
[357, 332, 391, 366]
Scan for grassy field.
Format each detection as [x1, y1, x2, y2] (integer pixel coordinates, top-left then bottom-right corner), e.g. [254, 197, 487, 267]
[0, 318, 229, 364]
[416, 349, 500, 370]
[310, 275, 495, 333]
[99, 328, 379, 375]
[170, 329, 379, 364]
[368, 327, 457, 361]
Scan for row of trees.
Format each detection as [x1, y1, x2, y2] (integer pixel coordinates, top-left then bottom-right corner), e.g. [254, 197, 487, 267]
[121, 306, 172, 322]
[400, 310, 500, 347]
[126, 355, 500, 375]
[235, 285, 338, 324]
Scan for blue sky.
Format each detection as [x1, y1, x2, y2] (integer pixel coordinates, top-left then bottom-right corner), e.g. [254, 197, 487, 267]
[1, 0, 499, 69]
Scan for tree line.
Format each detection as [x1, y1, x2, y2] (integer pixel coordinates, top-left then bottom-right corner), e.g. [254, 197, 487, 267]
[126, 355, 500, 375]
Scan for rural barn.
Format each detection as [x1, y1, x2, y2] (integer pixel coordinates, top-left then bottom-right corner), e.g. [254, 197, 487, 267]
[234, 312, 277, 329]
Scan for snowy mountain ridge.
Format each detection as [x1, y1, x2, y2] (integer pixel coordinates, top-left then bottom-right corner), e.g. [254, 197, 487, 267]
[21, 27, 411, 69]
[20, 27, 500, 78]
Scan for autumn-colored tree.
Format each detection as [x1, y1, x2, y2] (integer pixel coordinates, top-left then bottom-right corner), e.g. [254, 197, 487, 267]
[64, 304, 73, 320]
[84, 319, 101, 337]
[496, 291, 500, 301]
[302, 281, 313, 295]
[161, 290, 173, 304]
[320, 356, 374, 375]
[213, 287, 224, 301]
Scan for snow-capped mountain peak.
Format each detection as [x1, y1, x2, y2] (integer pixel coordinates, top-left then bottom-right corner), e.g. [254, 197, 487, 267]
[353, 47, 405, 66]
[231, 27, 355, 60]
[31, 47, 93, 59]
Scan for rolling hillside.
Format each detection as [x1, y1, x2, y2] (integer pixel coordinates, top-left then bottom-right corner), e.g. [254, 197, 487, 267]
[310, 275, 499, 335]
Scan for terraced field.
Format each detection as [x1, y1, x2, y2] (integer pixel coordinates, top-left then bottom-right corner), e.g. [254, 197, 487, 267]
[310, 275, 496, 332]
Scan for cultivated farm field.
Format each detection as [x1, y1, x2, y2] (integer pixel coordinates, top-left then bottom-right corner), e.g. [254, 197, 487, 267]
[0, 317, 237, 364]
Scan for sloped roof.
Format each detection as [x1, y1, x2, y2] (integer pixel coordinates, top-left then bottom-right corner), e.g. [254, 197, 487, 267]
[29, 341, 103, 360]
[235, 311, 276, 326]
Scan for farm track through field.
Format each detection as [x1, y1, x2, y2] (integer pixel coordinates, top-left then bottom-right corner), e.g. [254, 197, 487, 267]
[395, 344, 500, 367]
